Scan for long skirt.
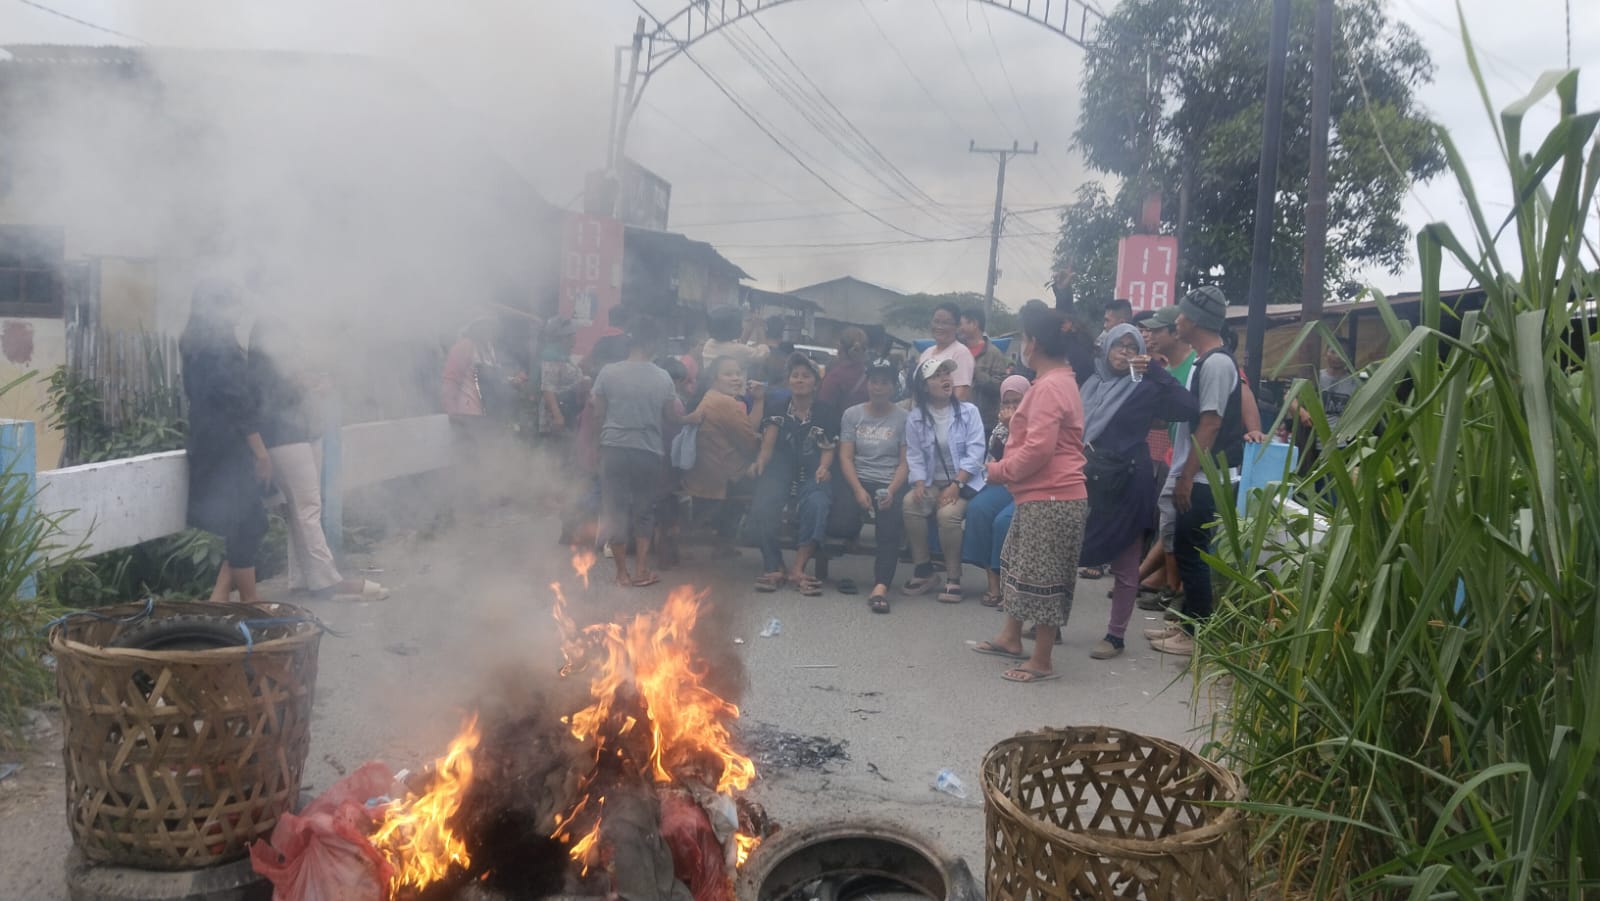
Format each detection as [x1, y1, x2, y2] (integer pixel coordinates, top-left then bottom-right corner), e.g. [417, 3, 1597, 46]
[999, 499, 1089, 628]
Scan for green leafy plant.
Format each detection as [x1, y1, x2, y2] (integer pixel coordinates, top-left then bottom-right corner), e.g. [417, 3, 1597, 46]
[1196, 56, 1600, 899]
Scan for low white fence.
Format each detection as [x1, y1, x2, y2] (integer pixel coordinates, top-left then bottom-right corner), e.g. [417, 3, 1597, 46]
[2, 414, 455, 562]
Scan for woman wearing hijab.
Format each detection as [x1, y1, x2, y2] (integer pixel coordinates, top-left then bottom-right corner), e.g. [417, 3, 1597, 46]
[1076, 323, 1198, 658]
[181, 279, 271, 605]
[960, 373, 1030, 608]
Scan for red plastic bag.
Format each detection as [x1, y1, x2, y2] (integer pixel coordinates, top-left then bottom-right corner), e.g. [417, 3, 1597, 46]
[250, 762, 396, 901]
[658, 791, 733, 901]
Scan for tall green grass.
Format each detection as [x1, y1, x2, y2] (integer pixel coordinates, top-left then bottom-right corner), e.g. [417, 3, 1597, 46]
[1196, 55, 1600, 900]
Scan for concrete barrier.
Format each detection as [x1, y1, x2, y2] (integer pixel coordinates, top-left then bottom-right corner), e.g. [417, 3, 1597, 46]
[3, 414, 456, 575]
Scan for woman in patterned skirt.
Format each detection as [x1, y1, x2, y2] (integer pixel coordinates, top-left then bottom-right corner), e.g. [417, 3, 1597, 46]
[971, 304, 1090, 683]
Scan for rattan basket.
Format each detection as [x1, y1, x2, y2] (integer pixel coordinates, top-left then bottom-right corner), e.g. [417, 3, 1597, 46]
[51, 600, 323, 870]
[981, 726, 1247, 900]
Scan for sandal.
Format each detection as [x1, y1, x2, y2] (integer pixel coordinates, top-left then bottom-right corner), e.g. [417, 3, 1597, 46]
[869, 594, 891, 614]
[754, 573, 785, 593]
[631, 572, 661, 588]
[837, 578, 859, 595]
[936, 581, 963, 604]
[1079, 566, 1105, 580]
[980, 592, 1003, 608]
[794, 575, 824, 597]
[901, 573, 936, 596]
[1002, 666, 1060, 684]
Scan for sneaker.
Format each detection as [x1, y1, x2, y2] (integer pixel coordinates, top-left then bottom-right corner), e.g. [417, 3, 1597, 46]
[1090, 638, 1123, 659]
[1151, 631, 1195, 656]
[1144, 624, 1182, 642]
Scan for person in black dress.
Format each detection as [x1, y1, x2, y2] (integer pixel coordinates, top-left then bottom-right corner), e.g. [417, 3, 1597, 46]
[181, 278, 272, 604]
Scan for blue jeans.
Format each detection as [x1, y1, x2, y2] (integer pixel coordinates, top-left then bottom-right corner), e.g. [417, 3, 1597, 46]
[751, 471, 831, 573]
[961, 484, 1015, 572]
[1174, 485, 1219, 630]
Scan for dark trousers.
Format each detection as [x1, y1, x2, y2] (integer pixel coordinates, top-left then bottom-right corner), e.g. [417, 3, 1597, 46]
[598, 446, 665, 549]
[1173, 485, 1219, 629]
[826, 478, 906, 589]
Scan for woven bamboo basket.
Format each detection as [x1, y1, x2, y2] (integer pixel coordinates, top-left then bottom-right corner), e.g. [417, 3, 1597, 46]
[981, 726, 1247, 901]
[51, 600, 322, 870]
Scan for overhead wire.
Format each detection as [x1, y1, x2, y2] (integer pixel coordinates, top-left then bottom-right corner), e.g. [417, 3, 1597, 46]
[638, 99, 806, 204]
[973, 1, 1073, 195]
[13, 0, 146, 44]
[672, 44, 939, 240]
[744, 14, 955, 217]
[717, 24, 933, 213]
[855, 0, 968, 135]
[931, 0, 1013, 134]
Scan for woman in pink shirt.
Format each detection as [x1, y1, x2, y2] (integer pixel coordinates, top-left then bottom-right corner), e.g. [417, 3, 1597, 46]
[972, 305, 1089, 683]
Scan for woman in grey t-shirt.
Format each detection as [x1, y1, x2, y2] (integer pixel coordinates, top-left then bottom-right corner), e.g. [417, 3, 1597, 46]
[827, 362, 910, 612]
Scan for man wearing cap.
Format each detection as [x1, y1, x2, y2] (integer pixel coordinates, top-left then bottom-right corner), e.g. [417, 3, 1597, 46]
[1132, 303, 1194, 607]
[1149, 285, 1243, 657]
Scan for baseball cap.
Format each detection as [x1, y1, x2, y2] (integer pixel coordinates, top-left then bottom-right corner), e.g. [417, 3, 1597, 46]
[1148, 305, 1181, 329]
[915, 356, 958, 383]
[866, 360, 899, 381]
[1178, 285, 1229, 332]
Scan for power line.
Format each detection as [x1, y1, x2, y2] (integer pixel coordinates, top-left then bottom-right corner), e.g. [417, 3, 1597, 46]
[637, 100, 805, 204]
[854, 0, 968, 135]
[745, 15, 952, 215]
[975, 1, 1072, 196]
[676, 45, 939, 240]
[718, 24, 938, 215]
[719, 228, 1057, 251]
[932, 0, 1012, 134]
[14, 0, 146, 44]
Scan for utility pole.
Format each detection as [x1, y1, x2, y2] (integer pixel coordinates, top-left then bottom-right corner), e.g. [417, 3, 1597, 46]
[970, 140, 1038, 322]
[1300, 0, 1334, 379]
[1243, 0, 1292, 391]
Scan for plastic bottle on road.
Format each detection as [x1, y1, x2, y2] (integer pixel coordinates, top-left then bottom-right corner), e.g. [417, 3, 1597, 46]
[932, 768, 967, 800]
[760, 618, 783, 638]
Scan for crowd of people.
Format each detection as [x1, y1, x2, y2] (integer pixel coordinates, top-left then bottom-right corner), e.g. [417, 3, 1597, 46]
[176, 272, 1293, 684]
[510, 282, 1284, 684]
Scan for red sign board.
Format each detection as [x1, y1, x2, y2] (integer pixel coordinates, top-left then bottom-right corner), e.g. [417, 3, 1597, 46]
[559, 213, 624, 357]
[1114, 234, 1178, 312]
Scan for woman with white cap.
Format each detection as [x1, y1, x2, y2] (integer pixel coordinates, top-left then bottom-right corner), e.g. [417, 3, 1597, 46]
[901, 356, 987, 602]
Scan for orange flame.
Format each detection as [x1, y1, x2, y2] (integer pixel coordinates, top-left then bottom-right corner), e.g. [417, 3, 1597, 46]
[735, 833, 760, 867]
[553, 583, 758, 872]
[571, 549, 597, 588]
[371, 716, 480, 893]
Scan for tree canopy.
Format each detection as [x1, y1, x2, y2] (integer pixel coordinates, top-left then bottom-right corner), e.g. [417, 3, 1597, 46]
[1056, 0, 1445, 306]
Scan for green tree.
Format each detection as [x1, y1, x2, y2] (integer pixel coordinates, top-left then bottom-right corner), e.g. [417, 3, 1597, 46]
[1059, 0, 1445, 305]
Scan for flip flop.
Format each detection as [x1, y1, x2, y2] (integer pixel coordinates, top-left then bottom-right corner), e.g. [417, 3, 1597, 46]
[795, 576, 824, 597]
[1079, 566, 1105, 580]
[1002, 667, 1060, 684]
[330, 579, 390, 602]
[837, 579, 859, 595]
[972, 641, 1028, 661]
[869, 595, 891, 614]
[754, 574, 785, 593]
[631, 573, 661, 588]
[980, 592, 1003, 608]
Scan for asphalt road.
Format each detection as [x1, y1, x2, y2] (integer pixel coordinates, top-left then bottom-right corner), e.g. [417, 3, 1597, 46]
[0, 502, 1209, 897]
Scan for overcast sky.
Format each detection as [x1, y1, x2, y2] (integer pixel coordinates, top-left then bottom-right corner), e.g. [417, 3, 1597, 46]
[1, 0, 1596, 310]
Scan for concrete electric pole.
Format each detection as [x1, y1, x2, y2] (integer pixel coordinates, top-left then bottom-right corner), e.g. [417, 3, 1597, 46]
[970, 140, 1038, 322]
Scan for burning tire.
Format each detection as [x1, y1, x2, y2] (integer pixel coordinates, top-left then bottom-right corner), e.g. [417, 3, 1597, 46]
[735, 820, 979, 901]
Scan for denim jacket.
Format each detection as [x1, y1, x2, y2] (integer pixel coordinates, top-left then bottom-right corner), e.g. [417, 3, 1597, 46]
[906, 401, 987, 493]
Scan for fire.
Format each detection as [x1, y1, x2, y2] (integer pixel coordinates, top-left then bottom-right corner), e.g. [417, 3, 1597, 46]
[735, 833, 760, 867]
[371, 716, 480, 893]
[563, 586, 755, 793]
[571, 548, 597, 588]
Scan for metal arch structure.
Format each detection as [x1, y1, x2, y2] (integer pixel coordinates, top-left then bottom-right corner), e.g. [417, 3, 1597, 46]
[606, 0, 1110, 169]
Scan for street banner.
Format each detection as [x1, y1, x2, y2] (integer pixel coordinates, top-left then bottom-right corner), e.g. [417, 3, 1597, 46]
[559, 213, 624, 357]
[1114, 234, 1179, 312]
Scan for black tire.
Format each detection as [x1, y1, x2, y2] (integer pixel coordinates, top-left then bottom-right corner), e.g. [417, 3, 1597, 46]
[110, 614, 248, 652]
[736, 820, 979, 901]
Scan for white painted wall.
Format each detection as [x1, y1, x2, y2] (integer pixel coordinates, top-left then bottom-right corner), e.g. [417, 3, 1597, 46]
[32, 413, 453, 557]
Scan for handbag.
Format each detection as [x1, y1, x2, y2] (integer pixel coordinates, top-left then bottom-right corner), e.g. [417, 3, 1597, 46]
[933, 428, 979, 500]
[670, 423, 699, 471]
[1082, 442, 1136, 506]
